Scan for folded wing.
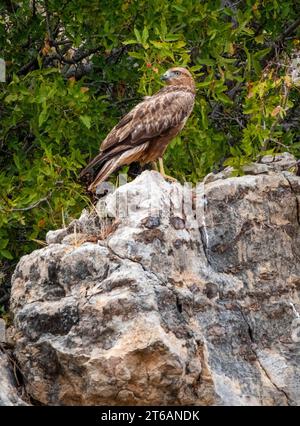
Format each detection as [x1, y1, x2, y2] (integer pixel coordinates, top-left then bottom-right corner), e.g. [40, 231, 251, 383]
[80, 88, 194, 179]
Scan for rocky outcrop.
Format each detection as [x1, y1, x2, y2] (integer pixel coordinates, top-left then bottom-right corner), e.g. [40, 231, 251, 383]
[8, 166, 300, 406]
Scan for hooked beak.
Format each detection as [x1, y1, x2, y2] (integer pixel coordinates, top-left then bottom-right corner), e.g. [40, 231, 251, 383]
[160, 71, 171, 81]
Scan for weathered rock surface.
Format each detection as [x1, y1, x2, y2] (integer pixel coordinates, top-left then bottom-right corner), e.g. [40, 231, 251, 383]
[0, 318, 28, 405]
[0, 348, 28, 406]
[9, 169, 300, 406]
[0, 318, 5, 343]
[204, 152, 298, 183]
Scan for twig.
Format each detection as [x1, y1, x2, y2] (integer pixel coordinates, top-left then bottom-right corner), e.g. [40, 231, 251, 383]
[11, 194, 51, 212]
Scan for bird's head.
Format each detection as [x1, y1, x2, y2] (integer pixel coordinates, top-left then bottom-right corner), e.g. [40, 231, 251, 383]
[160, 67, 195, 90]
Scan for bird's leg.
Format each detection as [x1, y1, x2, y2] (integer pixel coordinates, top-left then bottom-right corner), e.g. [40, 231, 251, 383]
[151, 161, 158, 171]
[158, 158, 177, 182]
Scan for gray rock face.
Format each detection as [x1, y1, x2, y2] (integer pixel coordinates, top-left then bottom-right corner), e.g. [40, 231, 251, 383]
[204, 152, 298, 184]
[9, 170, 300, 405]
[0, 319, 6, 344]
[0, 349, 28, 406]
[0, 318, 28, 405]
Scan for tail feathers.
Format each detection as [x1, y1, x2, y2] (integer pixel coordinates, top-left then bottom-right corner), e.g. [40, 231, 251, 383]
[88, 157, 120, 192]
[87, 142, 150, 192]
[80, 151, 105, 178]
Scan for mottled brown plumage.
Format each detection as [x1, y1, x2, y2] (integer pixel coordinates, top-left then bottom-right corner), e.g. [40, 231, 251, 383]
[80, 67, 195, 191]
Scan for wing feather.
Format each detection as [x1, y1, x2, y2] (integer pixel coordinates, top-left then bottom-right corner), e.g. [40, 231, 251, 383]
[100, 89, 194, 153]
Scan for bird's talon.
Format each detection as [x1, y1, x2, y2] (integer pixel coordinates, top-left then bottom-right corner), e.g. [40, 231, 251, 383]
[160, 173, 177, 182]
[158, 158, 177, 182]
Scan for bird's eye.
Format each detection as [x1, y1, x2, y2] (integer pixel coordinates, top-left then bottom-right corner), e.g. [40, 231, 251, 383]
[175, 71, 181, 76]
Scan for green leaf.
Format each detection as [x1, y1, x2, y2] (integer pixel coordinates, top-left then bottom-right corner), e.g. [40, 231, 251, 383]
[197, 80, 212, 88]
[242, 27, 254, 35]
[196, 58, 215, 66]
[38, 107, 48, 127]
[0, 239, 9, 249]
[123, 39, 137, 45]
[4, 94, 19, 103]
[171, 5, 185, 12]
[142, 27, 149, 45]
[150, 40, 166, 49]
[244, 45, 251, 73]
[164, 34, 180, 41]
[1, 249, 13, 260]
[255, 34, 265, 44]
[217, 93, 233, 104]
[41, 67, 60, 76]
[254, 48, 271, 60]
[174, 40, 186, 49]
[128, 51, 143, 59]
[134, 28, 142, 43]
[13, 153, 22, 170]
[79, 115, 91, 129]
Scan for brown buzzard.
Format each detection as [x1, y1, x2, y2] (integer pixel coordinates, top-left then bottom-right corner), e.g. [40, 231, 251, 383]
[80, 67, 195, 192]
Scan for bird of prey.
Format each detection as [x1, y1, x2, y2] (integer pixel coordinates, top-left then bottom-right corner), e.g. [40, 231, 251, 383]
[80, 67, 196, 192]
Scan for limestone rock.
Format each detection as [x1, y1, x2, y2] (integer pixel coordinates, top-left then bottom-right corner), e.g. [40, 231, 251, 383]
[9, 170, 300, 406]
[203, 167, 234, 183]
[0, 319, 6, 343]
[241, 163, 269, 175]
[203, 152, 297, 184]
[260, 152, 296, 170]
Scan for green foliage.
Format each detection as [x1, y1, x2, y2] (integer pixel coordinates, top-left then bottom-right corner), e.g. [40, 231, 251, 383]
[0, 0, 300, 311]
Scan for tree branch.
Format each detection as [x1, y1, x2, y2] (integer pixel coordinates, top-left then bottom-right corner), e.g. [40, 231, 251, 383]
[281, 16, 300, 40]
[54, 46, 102, 65]
[267, 17, 300, 61]
[44, 0, 52, 40]
[17, 57, 39, 76]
